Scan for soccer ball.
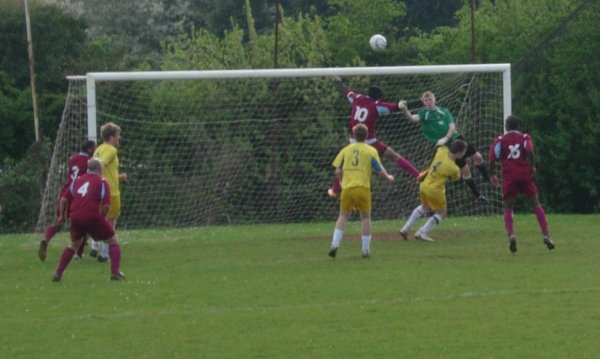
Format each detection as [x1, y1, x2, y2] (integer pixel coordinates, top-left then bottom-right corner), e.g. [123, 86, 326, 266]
[369, 34, 387, 52]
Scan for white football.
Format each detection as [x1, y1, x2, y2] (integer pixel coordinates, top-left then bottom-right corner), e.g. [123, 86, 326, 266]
[369, 34, 387, 52]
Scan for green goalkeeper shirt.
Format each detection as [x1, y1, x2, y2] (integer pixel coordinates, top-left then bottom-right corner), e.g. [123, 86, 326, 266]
[417, 106, 460, 143]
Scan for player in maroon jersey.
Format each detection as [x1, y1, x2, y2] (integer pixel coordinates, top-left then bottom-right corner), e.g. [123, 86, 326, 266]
[52, 158, 125, 282]
[489, 115, 555, 253]
[327, 76, 420, 197]
[38, 140, 96, 261]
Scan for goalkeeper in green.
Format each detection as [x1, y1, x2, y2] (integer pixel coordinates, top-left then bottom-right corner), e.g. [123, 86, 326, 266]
[400, 91, 489, 201]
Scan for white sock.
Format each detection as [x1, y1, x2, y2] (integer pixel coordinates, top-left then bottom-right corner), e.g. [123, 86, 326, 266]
[420, 214, 443, 234]
[402, 205, 426, 232]
[331, 229, 344, 248]
[361, 235, 371, 252]
[100, 242, 109, 258]
[91, 240, 99, 251]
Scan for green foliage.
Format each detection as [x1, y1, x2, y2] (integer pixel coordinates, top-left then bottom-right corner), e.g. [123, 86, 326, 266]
[0, 0, 87, 91]
[515, 1, 600, 212]
[0, 0, 96, 161]
[0, 72, 34, 161]
[325, 0, 406, 66]
[110, 6, 345, 225]
[0, 140, 50, 233]
[407, 0, 581, 64]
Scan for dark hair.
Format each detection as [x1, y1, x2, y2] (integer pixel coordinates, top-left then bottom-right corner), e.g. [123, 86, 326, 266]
[81, 140, 96, 152]
[449, 139, 467, 154]
[352, 124, 368, 142]
[505, 115, 519, 131]
[368, 86, 383, 100]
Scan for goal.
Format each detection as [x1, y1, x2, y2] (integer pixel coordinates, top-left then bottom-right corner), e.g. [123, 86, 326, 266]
[36, 64, 511, 231]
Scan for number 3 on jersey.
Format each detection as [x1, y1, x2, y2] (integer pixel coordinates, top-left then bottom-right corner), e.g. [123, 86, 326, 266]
[77, 181, 90, 197]
[352, 149, 360, 166]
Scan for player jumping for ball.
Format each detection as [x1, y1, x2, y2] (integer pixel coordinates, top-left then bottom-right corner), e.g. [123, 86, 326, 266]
[328, 76, 420, 197]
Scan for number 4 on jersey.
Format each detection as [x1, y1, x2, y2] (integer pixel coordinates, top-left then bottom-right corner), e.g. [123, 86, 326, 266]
[77, 181, 90, 197]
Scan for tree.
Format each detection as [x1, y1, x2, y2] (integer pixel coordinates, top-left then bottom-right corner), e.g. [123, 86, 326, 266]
[405, 0, 581, 64]
[324, 0, 407, 66]
[515, 0, 600, 212]
[0, 0, 97, 231]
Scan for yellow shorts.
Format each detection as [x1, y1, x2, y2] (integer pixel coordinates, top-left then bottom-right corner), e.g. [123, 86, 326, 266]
[419, 189, 446, 212]
[340, 186, 371, 213]
[107, 195, 121, 220]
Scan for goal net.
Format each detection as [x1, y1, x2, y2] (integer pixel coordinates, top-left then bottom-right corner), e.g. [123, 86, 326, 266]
[36, 65, 510, 231]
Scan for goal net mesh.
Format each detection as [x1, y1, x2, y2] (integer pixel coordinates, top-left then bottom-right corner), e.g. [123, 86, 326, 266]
[37, 69, 504, 231]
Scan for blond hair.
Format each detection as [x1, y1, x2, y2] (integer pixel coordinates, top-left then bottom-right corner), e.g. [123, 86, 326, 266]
[100, 122, 121, 142]
[421, 91, 435, 101]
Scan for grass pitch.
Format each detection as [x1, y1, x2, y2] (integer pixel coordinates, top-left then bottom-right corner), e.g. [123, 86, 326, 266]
[1, 214, 599, 358]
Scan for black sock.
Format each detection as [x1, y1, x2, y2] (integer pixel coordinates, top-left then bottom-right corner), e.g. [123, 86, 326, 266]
[476, 164, 489, 181]
[464, 177, 480, 198]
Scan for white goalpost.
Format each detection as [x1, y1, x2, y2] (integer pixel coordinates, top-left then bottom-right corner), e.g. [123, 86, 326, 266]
[37, 64, 511, 231]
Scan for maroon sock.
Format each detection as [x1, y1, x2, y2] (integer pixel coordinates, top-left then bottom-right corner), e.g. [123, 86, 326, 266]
[109, 243, 121, 275]
[395, 156, 420, 178]
[55, 247, 75, 277]
[44, 224, 61, 243]
[534, 204, 549, 237]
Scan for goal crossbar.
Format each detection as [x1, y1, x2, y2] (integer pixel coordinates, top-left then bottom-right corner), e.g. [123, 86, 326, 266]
[82, 64, 511, 141]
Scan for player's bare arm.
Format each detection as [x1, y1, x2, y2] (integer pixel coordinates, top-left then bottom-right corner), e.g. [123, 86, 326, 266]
[56, 197, 69, 225]
[436, 122, 457, 146]
[398, 101, 419, 122]
[488, 159, 500, 187]
[332, 75, 346, 92]
[377, 167, 395, 182]
[335, 167, 343, 182]
[101, 203, 110, 217]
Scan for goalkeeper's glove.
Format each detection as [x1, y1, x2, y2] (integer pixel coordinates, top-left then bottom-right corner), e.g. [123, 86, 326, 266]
[435, 136, 449, 147]
[398, 100, 407, 112]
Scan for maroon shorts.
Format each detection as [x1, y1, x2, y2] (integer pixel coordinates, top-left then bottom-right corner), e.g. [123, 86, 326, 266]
[502, 178, 538, 199]
[70, 214, 115, 242]
[370, 141, 388, 156]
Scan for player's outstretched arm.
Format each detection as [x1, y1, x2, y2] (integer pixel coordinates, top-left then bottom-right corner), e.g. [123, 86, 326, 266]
[332, 75, 347, 92]
[377, 167, 395, 182]
[435, 123, 456, 147]
[399, 100, 419, 123]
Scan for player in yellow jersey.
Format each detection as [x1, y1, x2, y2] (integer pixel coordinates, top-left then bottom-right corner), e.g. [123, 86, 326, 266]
[400, 140, 467, 242]
[90, 122, 128, 261]
[328, 124, 395, 258]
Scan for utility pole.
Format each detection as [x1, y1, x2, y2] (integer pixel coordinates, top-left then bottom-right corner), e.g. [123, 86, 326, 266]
[273, 0, 280, 69]
[470, 0, 477, 63]
[24, 0, 41, 141]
